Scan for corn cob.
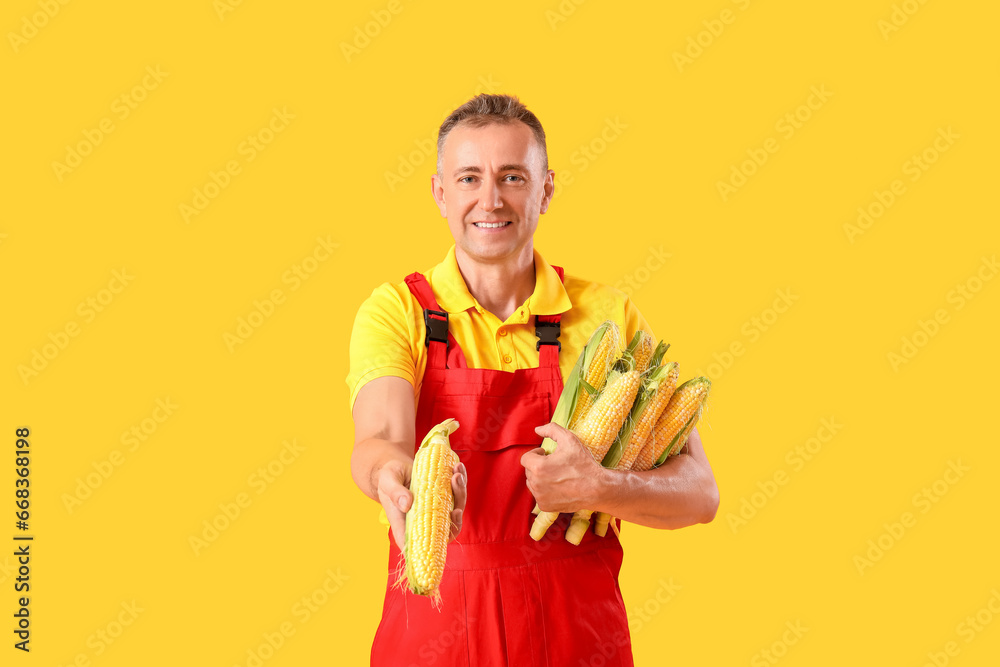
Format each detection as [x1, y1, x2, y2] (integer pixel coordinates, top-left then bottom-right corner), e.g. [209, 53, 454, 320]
[530, 321, 624, 541]
[566, 322, 624, 431]
[589, 360, 679, 538]
[563, 365, 643, 544]
[396, 418, 460, 608]
[631, 330, 656, 376]
[636, 377, 711, 470]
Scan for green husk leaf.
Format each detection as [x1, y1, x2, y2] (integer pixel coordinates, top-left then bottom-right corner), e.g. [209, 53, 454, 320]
[648, 341, 670, 369]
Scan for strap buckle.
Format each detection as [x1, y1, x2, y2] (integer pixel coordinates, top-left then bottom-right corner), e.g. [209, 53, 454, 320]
[423, 308, 450, 347]
[535, 318, 561, 351]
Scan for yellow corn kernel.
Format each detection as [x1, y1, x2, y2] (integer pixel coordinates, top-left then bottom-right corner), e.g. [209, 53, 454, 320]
[573, 369, 643, 462]
[398, 418, 460, 607]
[634, 378, 710, 471]
[568, 323, 624, 430]
[631, 331, 656, 375]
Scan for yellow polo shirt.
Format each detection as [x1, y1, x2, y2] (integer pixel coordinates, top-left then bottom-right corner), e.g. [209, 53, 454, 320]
[346, 245, 657, 414]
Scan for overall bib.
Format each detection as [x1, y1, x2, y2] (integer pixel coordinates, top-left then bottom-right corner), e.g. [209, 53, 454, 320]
[370, 268, 634, 667]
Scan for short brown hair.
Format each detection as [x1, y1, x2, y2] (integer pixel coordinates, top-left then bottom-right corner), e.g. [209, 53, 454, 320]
[436, 94, 548, 175]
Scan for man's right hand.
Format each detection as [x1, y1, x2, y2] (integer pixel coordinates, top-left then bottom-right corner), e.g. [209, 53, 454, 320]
[350, 376, 467, 549]
[376, 458, 412, 551]
[376, 458, 468, 551]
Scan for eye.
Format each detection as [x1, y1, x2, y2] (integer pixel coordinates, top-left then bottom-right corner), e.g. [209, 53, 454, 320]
[504, 175, 523, 182]
[459, 176, 475, 184]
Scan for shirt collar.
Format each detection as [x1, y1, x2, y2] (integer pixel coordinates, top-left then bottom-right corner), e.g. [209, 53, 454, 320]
[430, 244, 572, 319]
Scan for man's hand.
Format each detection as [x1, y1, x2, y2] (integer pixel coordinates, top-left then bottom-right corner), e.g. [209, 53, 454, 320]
[376, 459, 468, 551]
[520, 422, 604, 513]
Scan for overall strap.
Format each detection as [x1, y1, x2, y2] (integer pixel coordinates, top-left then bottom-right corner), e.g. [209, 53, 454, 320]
[404, 272, 468, 370]
[535, 265, 566, 369]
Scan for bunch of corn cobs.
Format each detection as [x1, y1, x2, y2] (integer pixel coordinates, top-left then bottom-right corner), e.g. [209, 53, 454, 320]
[530, 320, 711, 544]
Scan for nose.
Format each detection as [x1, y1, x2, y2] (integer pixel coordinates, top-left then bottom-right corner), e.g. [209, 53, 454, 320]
[478, 180, 502, 212]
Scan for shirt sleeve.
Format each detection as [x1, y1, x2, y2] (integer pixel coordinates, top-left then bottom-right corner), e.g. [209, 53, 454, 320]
[345, 283, 417, 414]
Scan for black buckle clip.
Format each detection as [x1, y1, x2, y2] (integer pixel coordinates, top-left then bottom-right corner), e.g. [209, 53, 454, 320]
[535, 319, 561, 351]
[423, 309, 449, 347]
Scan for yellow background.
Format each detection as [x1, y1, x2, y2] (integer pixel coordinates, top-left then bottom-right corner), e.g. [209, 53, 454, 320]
[3, 0, 998, 665]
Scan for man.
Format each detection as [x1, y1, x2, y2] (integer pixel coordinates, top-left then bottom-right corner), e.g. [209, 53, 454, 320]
[347, 93, 719, 666]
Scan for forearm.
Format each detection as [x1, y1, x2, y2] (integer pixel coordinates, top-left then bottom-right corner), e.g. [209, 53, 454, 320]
[350, 436, 413, 502]
[596, 451, 719, 530]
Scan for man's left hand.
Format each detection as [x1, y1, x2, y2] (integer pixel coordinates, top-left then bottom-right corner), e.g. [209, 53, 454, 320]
[520, 422, 604, 513]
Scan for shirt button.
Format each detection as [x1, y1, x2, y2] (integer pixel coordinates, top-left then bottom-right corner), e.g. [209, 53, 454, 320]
[503, 354, 512, 364]
[499, 328, 507, 337]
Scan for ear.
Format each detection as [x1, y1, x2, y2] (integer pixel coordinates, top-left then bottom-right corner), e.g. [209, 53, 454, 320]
[539, 168, 555, 214]
[431, 173, 447, 217]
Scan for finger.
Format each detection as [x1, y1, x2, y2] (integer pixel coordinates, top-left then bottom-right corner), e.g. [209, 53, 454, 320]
[534, 422, 569, 440]
[535, 423, 580, 453]
[385, 502, 407, 551]
[394, 488, 412, 513]
[452, 462, 467, 513]
[519, 447, 546, 468]
[379, 470, 413, 513]
[377, 473, 412, 551]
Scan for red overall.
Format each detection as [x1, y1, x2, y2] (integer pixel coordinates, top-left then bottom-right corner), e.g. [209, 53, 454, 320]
[370, 268, 634, 667]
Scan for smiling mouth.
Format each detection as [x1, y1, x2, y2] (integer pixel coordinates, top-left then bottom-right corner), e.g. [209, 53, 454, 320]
[473, 221, 511, 228]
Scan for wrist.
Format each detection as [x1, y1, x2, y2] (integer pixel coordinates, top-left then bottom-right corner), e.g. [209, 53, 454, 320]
[594, 466, 625, 514]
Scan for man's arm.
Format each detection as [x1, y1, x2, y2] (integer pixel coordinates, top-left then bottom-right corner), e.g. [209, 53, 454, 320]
[521, 423, 718, 530]
[350, 376, 467, 549]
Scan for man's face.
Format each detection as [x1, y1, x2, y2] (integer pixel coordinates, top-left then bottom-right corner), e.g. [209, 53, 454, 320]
[431, 121, 554, 264]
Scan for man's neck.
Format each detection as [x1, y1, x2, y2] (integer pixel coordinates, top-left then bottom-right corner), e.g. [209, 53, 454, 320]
[455, 245, 535, 323]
